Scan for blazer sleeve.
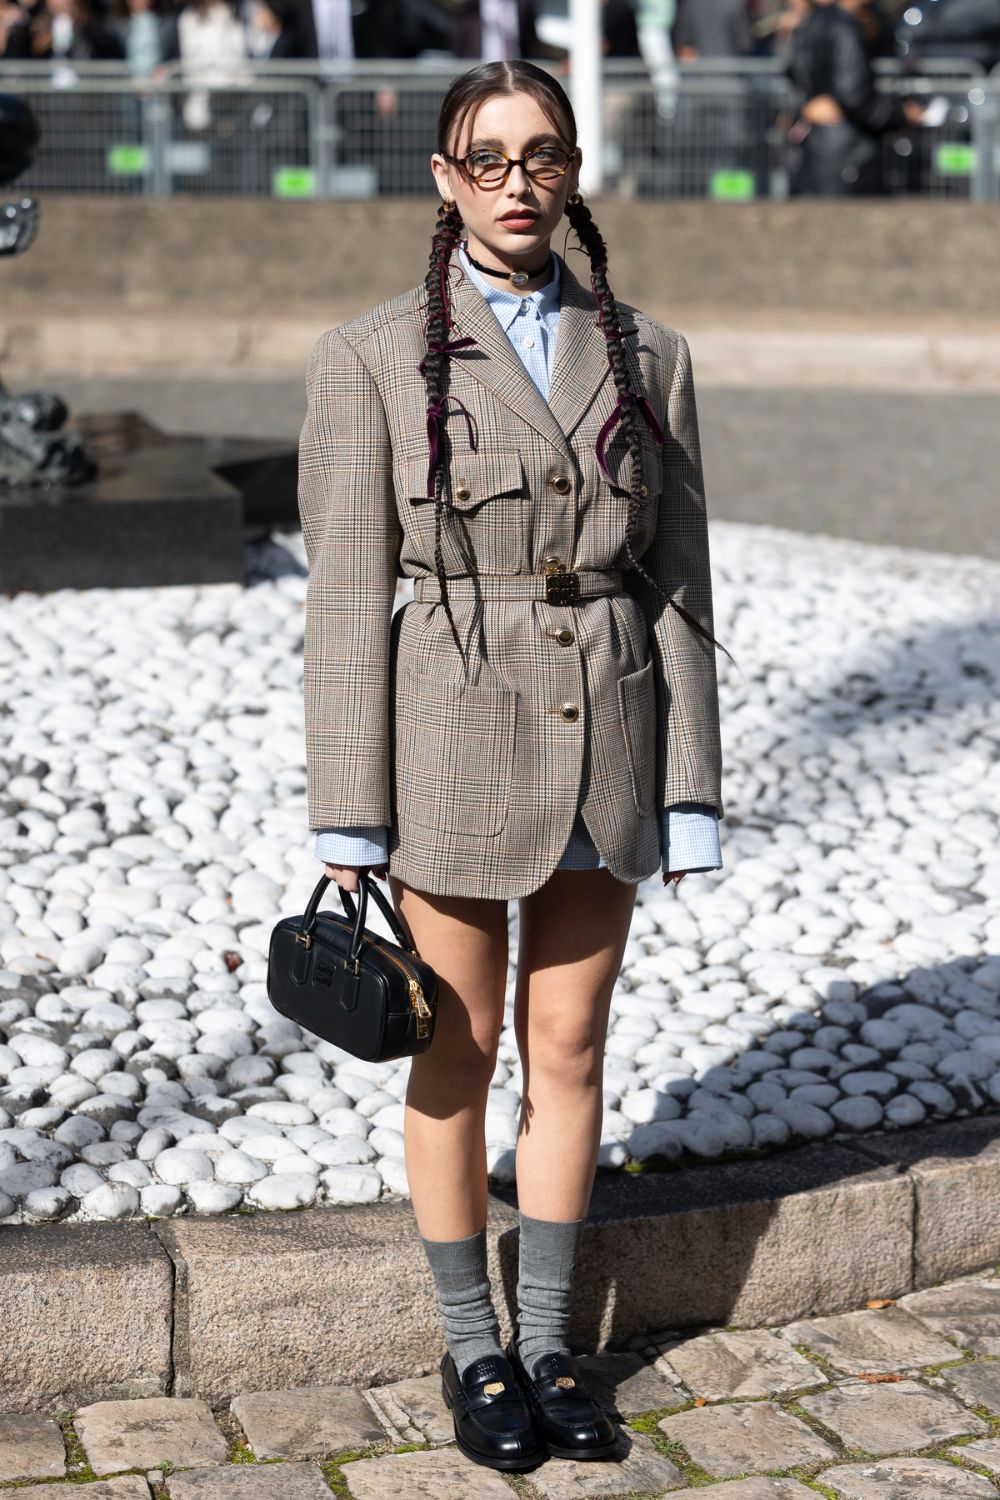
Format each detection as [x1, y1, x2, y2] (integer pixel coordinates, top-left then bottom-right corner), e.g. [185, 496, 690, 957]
[298, 327, 403, 829]
[640, 330, 724, 819]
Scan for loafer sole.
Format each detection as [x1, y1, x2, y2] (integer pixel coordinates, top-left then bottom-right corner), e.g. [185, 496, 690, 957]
[440, 1375, 547, 1471]
[545, 1433, 621, 1460]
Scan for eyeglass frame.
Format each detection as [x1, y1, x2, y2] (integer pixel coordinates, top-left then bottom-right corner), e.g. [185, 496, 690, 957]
[440, 145, 576, 188]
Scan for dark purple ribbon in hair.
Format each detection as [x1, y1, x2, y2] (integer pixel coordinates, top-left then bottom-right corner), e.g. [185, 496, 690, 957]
[602, 325, 640, 344]
[418, 335, 478, 377]
[595, 391, 666, 485]
[426, 393, 477, 498]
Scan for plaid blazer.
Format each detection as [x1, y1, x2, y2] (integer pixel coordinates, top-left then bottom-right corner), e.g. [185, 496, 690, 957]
[298, 239, 724, 900]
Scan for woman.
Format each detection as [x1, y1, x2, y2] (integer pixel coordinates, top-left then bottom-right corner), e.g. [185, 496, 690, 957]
[298, 60, 727, 1472]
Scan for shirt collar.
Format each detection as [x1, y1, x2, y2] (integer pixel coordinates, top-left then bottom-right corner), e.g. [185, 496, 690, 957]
[457, 238, 561, 332]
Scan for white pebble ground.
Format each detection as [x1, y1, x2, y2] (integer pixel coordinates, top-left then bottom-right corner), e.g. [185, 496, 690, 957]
[1, 521, 998, 1223]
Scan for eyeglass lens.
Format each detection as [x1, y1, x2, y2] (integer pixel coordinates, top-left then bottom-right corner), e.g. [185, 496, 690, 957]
[465, 148, 570, 184]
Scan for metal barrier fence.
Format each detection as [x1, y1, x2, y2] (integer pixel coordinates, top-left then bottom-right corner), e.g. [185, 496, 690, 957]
[1, 57, 998, 200]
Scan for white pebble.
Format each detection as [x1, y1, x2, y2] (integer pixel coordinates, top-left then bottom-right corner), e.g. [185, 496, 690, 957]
[153, 1147, 215, 1184]
[320, 1165, 383, 1203]
[80, 1181, 140, 1219]
[186, 1182, 243, 1213]
[247, 1173, 317, 1209]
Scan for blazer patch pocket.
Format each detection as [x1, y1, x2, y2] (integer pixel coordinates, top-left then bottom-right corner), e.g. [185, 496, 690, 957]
[394, 669, 518, 836]
[617, 658, 657, 818]
[396, 450, 527, 512]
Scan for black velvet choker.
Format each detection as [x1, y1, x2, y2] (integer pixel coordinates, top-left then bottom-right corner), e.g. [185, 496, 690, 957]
[462, 241, 552, 288]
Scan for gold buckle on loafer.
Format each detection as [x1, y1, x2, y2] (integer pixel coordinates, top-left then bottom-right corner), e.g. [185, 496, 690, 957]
[483, 1380, 505, 1395]
[554, 1375, 576, 1387]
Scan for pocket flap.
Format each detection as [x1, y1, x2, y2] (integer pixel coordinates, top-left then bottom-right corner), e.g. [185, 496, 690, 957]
[602, 434, 664, 498]
[396, 450, 527, 510]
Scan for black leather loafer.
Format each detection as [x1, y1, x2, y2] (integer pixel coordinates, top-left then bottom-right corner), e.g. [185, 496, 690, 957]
[505, 1338, 620, 1460]
[439, 1349, 547, 1470]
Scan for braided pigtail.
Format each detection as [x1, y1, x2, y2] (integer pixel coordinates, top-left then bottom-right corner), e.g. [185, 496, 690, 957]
[420, 198, 468, 662]
[563, 194, 736, 670]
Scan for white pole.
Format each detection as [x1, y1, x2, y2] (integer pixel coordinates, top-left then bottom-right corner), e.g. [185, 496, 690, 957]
[568, 0, 603, 196]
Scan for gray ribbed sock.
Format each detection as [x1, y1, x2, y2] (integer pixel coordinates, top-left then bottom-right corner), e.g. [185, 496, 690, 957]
[514, 1210, 585, 1377]
[419, 1226, 503, 1380]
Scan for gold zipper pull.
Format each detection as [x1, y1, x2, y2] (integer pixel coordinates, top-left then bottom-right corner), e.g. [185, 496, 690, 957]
[409, 977, 431, 1037]
[409, 977, 431, 1015]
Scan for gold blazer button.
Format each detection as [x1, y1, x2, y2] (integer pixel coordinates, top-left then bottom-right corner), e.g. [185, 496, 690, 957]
[454, 481, 471, 501]
[556, 627, 574, 645]
[559, 703, 579, 721]
[548, 473, 571, 493]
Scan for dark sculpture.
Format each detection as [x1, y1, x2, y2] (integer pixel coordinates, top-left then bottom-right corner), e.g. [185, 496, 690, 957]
[0, 90, 295, 592]
[1, 92, 98, 488]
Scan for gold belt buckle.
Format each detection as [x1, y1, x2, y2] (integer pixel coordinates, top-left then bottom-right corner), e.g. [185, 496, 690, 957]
[542, 561, 580, 605]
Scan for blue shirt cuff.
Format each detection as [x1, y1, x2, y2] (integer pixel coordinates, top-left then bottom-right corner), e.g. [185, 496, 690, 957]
[660, 804, 722, 874]
[312, 811, 721, 875]
[314, 826, 388, 866]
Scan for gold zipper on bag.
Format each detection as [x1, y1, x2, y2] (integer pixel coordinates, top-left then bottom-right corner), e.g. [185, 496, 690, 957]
[370, 938, 433, 1039]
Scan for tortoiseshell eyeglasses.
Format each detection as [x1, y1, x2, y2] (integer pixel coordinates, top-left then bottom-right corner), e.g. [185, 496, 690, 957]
[442, 145, 574, 188]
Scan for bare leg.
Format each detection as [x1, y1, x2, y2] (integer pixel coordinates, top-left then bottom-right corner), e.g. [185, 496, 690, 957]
[387, 874, 509, 1240]
[513, 868, 639, 1219]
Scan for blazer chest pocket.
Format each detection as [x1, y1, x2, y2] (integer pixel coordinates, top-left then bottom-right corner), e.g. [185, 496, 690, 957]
[617, 658, 657, 818]
[396, 450, 527, 512]
[394, 668, 518, 836]
[396, 449, 528, 573]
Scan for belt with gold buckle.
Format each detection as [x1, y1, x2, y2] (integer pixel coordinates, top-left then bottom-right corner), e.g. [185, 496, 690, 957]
[541, 560, 580, 605]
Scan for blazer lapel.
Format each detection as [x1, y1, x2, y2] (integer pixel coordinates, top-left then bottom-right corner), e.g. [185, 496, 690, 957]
[443, 243, 611, 457]
[546, 252, 614, 445]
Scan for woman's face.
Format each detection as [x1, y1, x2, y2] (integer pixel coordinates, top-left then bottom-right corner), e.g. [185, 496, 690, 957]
[431, 90, 580, 274]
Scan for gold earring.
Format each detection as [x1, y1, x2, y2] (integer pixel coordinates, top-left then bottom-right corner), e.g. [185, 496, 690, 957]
[442, 197, 456, 210]
[568, 190, 583, 203]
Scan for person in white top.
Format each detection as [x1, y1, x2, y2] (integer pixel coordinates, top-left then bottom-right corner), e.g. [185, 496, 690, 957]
[177, 0, 250, 133]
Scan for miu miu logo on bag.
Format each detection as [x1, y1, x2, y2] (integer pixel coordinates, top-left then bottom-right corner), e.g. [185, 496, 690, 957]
[314, 959, 335, 989]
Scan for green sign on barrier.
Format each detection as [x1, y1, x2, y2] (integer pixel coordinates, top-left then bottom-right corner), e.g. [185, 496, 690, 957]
[107, 145, 149, 176]
[710, 169, 754, 201]
[935, 143, 976, 176]
[273, 167, 317, 198]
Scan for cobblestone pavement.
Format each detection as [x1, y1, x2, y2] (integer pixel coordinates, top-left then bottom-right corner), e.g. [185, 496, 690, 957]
[7, 1269, 1000, 1497]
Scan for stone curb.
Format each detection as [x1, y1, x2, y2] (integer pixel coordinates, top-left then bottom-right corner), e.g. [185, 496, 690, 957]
[3, 1115, 1000, 1414]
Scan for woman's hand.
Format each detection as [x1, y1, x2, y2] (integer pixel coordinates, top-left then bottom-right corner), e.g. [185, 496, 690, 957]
[323, 862, 388, 893]
[663, 870, 689, 887]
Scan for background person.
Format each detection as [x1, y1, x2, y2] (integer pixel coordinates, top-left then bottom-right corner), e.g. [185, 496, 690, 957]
[785, 0, 929, 193]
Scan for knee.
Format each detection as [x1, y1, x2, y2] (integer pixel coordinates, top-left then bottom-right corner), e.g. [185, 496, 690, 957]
[525, 1019, 601, 1086]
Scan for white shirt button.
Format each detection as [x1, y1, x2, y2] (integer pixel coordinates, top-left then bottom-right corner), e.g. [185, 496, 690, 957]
[523, 338, 535, 349]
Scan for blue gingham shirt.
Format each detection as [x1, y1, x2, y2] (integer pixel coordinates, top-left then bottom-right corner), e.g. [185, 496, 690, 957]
[314, 239, 722, 876]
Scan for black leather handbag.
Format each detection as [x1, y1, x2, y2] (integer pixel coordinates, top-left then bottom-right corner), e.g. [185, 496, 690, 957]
[266, 869, 438, 1062]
